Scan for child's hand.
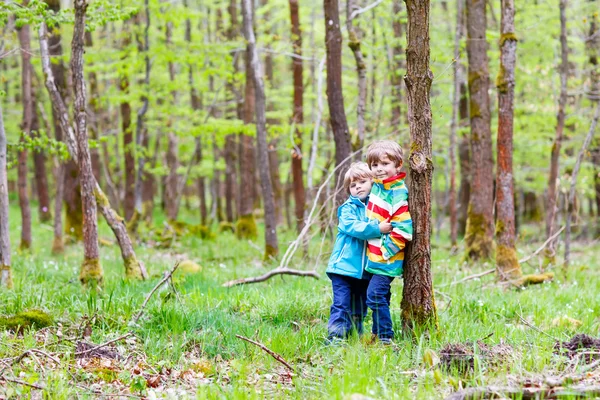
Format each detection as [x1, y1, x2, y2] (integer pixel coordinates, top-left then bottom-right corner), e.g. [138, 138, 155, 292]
[379, 221, 392, 234]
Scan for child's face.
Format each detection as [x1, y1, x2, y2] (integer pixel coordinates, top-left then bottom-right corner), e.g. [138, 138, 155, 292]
[370, 155, 402, 180]
[349, 178, 372, 201]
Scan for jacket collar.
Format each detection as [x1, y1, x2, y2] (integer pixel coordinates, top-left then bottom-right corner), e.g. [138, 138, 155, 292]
[347, 195, 368, 207]
[374, 172, 406, 190]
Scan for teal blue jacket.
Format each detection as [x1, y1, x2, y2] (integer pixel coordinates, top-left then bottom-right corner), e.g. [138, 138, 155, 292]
[326, 196, 382, 279]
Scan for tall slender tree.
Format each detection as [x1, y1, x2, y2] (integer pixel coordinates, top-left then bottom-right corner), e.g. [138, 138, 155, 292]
[464, 0, 494, 261]
[31, 87, 51, 223]
[346, 0, 367, 156]
[17, 12, 32, 250]
[495, 0, 521, 280]
[165, 20, 179, 221]
[289, 0, 306, 232]
[401, 0, 438, 331]
[241, 0, 278, 258]
[324, 0, 352, 206]
[120, 19, 136, 221]
[72, 0, 102, 285]
[391, 2, 405, 131]
[0, 103, 11, 288]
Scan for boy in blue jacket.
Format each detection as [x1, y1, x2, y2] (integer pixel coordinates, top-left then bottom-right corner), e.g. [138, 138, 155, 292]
[325, 162, 392, 341]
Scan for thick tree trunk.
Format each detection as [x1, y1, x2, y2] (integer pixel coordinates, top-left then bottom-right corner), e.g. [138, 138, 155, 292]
[391, 2, 405, 131]
[401, 0, 438, 332]
[449, 0, 465, 247]
[0, 104, 12, 288]
[464, 0, 494, 261]
[457, 80, 470, 237]
[242, 0, 279, 258]
[72, 0, 102, 286]
[120, 21, 135, 222]
[165, 22, 179, 221]
[495, 0, 522, 280]
[39, 23, 147, 281]
[545, 0, 569, 263]
[289, 0, 306, 232]
[324, 0, 353, 206]
[17, 19, 32, 250]
[31, 89, 51, 223]
[346, 0, 367, 156]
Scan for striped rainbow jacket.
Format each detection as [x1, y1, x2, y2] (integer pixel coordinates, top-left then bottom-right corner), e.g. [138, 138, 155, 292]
[365, 172, 413, 277]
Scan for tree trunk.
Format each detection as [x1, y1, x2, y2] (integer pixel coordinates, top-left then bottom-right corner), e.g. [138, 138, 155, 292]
[17, 18, 33, 250]
[0, 104, 12, 288]
[72, 0, 102, 286]
[545, 0, 569, 263]
[565, 102, 600, 268]
[39, 23, 148, 281]
[449, 0, 465, 247]
[401, 0, 438, 332]
[119, 20, 135, 221]
[324, 0, 352, 207]
[346, 0, 367, 157]
[289, 0, 306, 232]
[85, 31, 103, 185]
[391, 2, 405, 132]
[464, 0, 494, 261]
[268, 139, 283, 226]
[31, 88, 51, 223]
[224, 135, 237, 222]
[242, 0, 278, 258]
[495, 0, 522, 280]
[165, 21, 179, 221]
[457, 80, 470, 237]
[586, 0, 600, 236]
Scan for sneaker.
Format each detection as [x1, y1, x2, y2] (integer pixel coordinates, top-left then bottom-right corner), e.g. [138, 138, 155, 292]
[324, 336, 346, 346]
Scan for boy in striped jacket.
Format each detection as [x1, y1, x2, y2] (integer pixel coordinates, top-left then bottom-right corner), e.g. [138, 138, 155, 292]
[364, 140, 413, 343]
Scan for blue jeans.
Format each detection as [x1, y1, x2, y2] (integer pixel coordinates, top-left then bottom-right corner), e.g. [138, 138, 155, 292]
[327, 273, 371, 338]
[366, 274, 394, 340]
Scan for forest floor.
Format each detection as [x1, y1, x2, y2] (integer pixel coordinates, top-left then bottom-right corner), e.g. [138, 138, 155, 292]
[1, 203, 600, 399]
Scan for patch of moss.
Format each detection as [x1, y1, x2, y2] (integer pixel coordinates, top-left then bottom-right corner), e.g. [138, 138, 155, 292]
[464, 205, 494, 262]
[515, 272, 554, 287]
[80, 257, 103, 286]
[123, 256, 144, 280]
[469, 97, 482, 119]
[0, 309, 53, 332]
[496, 63, 509, 94]
[189, 224, 215, 240]
[219, 222, 236, 233]
[236, 214, 258, 240]
[496, 244, 522, 281]
[499, 32, 518, 47]
[264, 244, 278, 261]
[65, 205, 83, 241]
[1, 265, 12, 289]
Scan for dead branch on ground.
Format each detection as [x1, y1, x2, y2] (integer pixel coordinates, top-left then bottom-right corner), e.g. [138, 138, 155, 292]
[235, 334, 294, 372]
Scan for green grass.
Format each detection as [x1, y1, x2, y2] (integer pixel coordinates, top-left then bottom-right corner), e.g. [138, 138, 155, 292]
[1, 202, 599, 399]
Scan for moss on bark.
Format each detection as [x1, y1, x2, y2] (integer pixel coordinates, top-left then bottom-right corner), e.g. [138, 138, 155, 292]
[499, 32, 518, 47]
[1, 264, 13, 289]
[496, 244, 522, 280]
[123, 256, 144, 280]
[51, 236, 64, 255]
[514, 272, 554, 287]
[496, 63, 509, 94]
[65, 206, 83, 242]
[264, 244, 278, 261]
[236, 214, 258, 240]
[80, 257, 103, 286]
[464, 207, 493, 262]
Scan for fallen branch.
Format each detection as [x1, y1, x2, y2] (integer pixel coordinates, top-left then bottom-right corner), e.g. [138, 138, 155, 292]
[223, 268, 319, 288]
[132, 262, 180, 324]
[516, 312, 559, 341]
[235, 334, 294, 372]
[519, 226, 565, 264]
[74, 332, 132, 357]
[0, 348, 61, 376]
[0, 376, 46, 390]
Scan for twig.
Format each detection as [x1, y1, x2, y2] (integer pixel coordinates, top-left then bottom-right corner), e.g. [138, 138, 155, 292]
[74, 332, 132, 357]
[1, 376, 45, 390]
[579, 357, 600, 373]
[132, 262, 180, 324]
[235, 334, 294, 372]
[223, 268, 319, 288]
[516, 312, 559, 341]
[349, 0, 384, 20]
[0, 348, 61, 376]
[519, 226, 565, 264]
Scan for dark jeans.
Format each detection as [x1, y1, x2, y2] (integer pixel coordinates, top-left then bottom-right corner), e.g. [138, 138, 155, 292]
[327, 272, 371, 339]
[366, 274, 395, 340]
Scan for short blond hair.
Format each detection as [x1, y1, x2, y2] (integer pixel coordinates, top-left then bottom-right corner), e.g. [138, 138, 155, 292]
[366, 140, 404, 168]
[343, 162, 374, 192]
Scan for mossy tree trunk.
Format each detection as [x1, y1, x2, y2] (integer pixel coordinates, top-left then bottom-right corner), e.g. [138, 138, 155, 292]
[324, 0, 352, 208]
[289, 0, 306, 232]
[401, 0, 438, 333]
[346, 0, 367, 158]
[495, 0, 522, 281]
[241, 0, 279, 259]
[17, 16, 33, 250]
[0, 103, 12, 289]
[72, 0, 102, 286]
[464, 0, 494, 262]
[545, 0, 569, 264]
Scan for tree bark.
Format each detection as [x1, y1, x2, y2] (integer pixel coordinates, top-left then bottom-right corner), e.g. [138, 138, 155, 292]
[289, 0, 306, 232]
[401, 0, 438, 332]
[545, 0, 569, 263]
[324, 0, 352, 207]
[464, 0, 494, 261]
[165, 21, 179, 221]
[586, 0, 600, 235]
[120, 19, 135, 222]
[241, 0, 279, 258]
[84, 31, 103, 185]
[391, 2, 405, 132]
[495, 0, 522, 280]
[457, 79, 470, 237]
[39, 22, 147, 281]
[268, 139, 283, 226]
[346, 0, 367, 157]
[449, 0, 465, 247]
[72, 0, 102, 286]
[17, 17, 33, 250]
[31, 88, 51, 223]
[0, 103, 12, 288]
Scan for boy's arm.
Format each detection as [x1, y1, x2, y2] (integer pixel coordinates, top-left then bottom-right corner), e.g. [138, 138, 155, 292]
[338, 205, 381, 240]
[380, 189, 413, 260]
